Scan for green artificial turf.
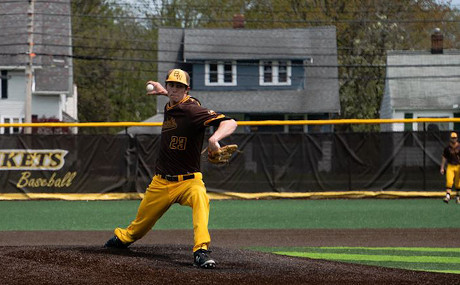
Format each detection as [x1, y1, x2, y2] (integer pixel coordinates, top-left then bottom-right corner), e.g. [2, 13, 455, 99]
[0, 198, 459, 230]
[1, 199, 459, 274]
[250, 246, 460, 274]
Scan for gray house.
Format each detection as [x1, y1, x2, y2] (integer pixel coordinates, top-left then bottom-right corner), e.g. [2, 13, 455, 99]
[0, 0, 76, 134]
[380, 30, 460, 132]
[130, 21, 340, 134]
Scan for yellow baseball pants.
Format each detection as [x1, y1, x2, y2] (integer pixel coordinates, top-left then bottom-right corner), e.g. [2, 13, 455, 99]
[114, 172, 211, 252]
[446, 164, 460, 190]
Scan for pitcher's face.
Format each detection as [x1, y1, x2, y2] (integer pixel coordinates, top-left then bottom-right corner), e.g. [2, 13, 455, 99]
[166, 82, 188, 104]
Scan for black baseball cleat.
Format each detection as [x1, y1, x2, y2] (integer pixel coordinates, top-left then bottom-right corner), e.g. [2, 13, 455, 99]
[193, 249, 216, 269]
[104, 235, 131, 249]
[443, 194, 451, 204]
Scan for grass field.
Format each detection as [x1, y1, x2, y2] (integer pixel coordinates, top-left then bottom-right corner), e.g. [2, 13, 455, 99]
[1, 198, 460, 230]
[250, 246, 460, 274]
[0, 198, 459, 273]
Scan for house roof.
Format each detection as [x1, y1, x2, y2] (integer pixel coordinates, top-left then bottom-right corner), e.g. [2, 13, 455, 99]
[0, 1, 72, 94]
[157, 27, 340, 115]
[385, 50, 460, 110]
[183, 27, 337, 61]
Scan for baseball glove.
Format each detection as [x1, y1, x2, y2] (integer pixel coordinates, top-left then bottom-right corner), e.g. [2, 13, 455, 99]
[208, 144, 239, 164]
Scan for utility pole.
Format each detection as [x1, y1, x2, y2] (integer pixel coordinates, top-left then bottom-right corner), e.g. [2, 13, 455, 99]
[25, 0, 36, 134]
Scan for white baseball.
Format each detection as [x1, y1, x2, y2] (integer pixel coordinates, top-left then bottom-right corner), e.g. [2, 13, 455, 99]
[146, 84, 155, 92]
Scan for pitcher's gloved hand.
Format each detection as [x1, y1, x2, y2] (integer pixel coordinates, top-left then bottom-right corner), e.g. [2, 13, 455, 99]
[208, 144, 239, 164]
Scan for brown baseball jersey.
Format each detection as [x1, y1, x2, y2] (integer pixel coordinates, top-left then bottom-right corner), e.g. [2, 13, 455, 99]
[443, 143, 460, 165]
[155, 95, 231, 175]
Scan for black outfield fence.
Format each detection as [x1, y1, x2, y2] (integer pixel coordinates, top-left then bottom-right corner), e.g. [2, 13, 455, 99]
[0, 131, 452, 197]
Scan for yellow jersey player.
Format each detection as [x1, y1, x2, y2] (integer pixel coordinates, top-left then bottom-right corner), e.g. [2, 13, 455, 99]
[441, 132, 460, 204]
[105, 69, 237, 269]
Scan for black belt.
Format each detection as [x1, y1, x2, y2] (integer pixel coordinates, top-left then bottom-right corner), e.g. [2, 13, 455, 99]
[158, 173, 195, 182]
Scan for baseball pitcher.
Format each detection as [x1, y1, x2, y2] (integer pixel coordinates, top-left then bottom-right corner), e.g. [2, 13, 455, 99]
[105, 69, 238, 269]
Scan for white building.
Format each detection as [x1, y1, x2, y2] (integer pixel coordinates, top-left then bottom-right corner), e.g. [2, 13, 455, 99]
[380, 29, 460, 132]
[0, 0, 77, 134]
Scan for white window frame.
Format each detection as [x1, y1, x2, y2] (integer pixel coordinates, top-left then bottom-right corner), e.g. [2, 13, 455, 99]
[0, 116, 24, 134]
[205, 61, 237, 86]
[259, 60, 292, 86]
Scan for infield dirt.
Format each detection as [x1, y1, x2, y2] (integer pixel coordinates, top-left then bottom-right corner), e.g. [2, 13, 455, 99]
[0, 229, 459, 284]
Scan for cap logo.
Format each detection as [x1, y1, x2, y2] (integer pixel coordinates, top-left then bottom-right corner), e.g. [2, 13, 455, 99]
[173, 70, 183, 81]
[166, 69, 188, 86]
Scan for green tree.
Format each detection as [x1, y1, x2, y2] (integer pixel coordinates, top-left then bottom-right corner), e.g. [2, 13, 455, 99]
[71, 0, 158, 133]
[145, 0, 458, 131]
[72, 0, 459, 133]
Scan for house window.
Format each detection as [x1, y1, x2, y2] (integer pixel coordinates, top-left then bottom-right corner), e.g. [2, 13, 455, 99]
[454, 112, 460, 131]
[1, 116, 24, 134]
[287, 115, 305, 133]
[404, 113, 413, 131]
[209, 63, 218, 83]
[224, 63, 233, 83]
[205, 61, 236, 86]
[278, 62, 288, 82]
[259, 60, 291, 86]
[417, 117, 449, 132]
[1, 70, 7, 99]
[263, 62, 272, 83]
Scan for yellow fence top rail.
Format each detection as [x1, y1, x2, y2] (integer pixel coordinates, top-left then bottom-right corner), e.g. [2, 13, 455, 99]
[0, 118, 459, 128]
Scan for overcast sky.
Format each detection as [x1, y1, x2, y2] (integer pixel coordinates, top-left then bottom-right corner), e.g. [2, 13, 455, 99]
[442, 0, 460, 7]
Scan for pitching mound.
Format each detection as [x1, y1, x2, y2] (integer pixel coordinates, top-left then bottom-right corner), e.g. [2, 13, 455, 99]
[0, 244, 457, 285]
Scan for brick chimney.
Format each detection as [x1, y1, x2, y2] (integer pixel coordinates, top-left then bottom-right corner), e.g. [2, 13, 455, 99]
[233, 14, 245, 29]
[431, 28, 443, 54]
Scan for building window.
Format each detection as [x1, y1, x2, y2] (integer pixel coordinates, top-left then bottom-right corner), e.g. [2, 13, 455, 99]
[417, 117, 449, 132]
[1, 70, 7, 99]
[404, 113, 413, 131]
[454, 112, 460, 131]
[1, 116, 24, 134]
[259, 60, 291, 86]
[287, 115, 305, 133]
[205, 61, 237, 86]
[263, 62, 272, 83]
[209, 63, 218, 83]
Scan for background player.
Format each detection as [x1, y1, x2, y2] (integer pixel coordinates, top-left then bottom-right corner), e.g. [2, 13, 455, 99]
[105, 69, 237, 269]
[441, 132, 460, 203]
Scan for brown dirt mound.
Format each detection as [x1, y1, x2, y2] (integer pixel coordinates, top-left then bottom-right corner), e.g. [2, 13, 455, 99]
[0, 245, 457, 285]
[0, 229, 459, 284]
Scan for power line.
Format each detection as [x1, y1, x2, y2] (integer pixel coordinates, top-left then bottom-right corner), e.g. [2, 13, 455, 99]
[0, 40, 394, 57]
[1, 4, 459, 78]
[2, 10, 460, 24]
[2, 52, 460, 83]
[2, 30, 457, 56]
[0, 31, 347, 53]
[0, 29, 354, 51]
[5, 48, 460, 69]
[3, 45, 460, 72]
[9, 0, 456, 13]
[2, 0, 459, 10]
